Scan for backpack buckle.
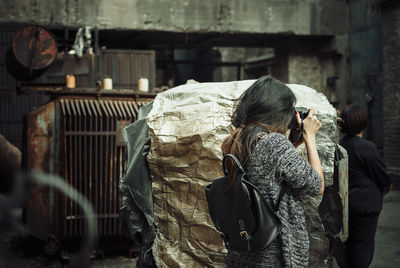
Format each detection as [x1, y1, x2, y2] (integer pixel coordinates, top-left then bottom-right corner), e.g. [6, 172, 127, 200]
[240, 230, 249, 238]
[238, 220, 249, 239]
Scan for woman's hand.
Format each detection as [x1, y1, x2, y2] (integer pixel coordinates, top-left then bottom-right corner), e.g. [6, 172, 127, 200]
[289, 108, 321, 147]
[295, 108, 324, 195]
[301, 108, 322, 140]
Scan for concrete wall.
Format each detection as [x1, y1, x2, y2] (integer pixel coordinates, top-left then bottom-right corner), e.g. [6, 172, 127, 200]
[212, 47, 273, 82]
[381, 0, 400, 183]
[287, 41, 350, 110]
[288, 52, 323, 91]
[0, 0, 347, 35]
[211, 41, 350, 110]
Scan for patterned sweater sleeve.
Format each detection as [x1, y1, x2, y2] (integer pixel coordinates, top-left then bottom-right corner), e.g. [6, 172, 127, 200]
[260, 133, 322, 196]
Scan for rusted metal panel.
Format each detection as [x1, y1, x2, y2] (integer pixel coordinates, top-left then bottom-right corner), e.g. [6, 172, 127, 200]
[99, 49, 156, 91]
[26, 100, 58, 240]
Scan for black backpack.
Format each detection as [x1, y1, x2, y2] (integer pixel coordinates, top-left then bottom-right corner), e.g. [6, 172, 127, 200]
[205, 154, 286, 252]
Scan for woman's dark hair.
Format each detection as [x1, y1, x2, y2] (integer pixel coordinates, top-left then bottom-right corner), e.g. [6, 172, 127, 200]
[339, 104, 368, 135]
[221, 75, 296, 185]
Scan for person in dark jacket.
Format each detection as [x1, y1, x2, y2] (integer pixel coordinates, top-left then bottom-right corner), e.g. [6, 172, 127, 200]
[339, 104, 392, 268]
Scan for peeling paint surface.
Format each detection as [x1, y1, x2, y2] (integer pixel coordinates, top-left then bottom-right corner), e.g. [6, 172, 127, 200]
[37, 114, 48, 135]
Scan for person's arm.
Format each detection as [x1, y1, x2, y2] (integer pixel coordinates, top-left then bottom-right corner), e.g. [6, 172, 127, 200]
[304, 135, 324, 195]
[297, 109, 325, 195]
[259, 133, 322, 197]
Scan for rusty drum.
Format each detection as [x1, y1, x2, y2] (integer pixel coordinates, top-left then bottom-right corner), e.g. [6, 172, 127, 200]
[6, 25, 58, 81]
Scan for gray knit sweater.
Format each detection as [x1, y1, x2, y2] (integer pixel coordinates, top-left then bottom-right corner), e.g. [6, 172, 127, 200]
[227, 132, 322, 268]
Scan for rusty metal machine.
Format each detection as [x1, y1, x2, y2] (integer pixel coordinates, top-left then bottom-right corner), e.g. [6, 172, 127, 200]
[5, 24, 158, 254]
[25, 91, 154, 252]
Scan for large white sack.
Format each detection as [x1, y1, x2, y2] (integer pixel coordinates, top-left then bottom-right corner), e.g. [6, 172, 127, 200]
[146, 80, 338, 267]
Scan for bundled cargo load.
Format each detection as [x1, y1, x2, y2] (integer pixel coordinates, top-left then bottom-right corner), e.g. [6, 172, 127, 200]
[142, 80, 345, 267]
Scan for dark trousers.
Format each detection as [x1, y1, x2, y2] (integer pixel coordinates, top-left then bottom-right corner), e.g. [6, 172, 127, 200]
[345, 212, 380, 268]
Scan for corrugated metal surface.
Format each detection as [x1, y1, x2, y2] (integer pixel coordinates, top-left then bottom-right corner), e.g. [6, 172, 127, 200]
[0, 30, 17, 89]
[33, 53, 95, 87]
[99, 49, 156, 91]
[25, 100, 58, 240]
[0, 90, 50, 148]
[0, 91, 50, 123]
[29, 49, 156, 91]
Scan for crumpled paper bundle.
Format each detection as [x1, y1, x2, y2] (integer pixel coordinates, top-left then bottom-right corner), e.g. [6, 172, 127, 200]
[146, 81, 338, 267]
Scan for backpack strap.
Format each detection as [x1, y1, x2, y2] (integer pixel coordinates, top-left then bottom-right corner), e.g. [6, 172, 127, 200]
[223, 153, 287, 212]
[222, 154, 245, 176]
[224, 131, 287, 212]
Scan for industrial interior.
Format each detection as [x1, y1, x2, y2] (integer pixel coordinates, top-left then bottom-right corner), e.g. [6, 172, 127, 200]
[1, 0, 399, 267]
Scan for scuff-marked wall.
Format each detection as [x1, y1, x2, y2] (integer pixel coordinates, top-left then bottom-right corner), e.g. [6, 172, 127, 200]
[0, 0, 347, 35]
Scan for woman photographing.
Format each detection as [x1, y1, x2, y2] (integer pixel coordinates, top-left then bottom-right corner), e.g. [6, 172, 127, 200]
[221, 75, 325, 267]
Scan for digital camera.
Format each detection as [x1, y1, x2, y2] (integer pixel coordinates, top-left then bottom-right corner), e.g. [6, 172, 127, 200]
[289, 107, 309, 129]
